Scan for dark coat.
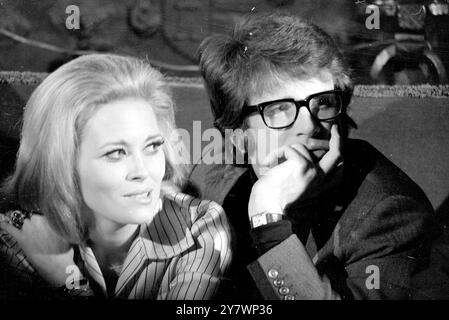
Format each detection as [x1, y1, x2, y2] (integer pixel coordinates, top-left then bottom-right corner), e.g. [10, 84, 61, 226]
[189, 139, 438, 299]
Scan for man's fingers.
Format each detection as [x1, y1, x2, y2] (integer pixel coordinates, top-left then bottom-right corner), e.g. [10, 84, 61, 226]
[318, 124, 342, 174]
[289, 144, 313, 163]
[258, 145, 288, 167]
[259, 144, 311, 169]
[329, 124, 342, 156]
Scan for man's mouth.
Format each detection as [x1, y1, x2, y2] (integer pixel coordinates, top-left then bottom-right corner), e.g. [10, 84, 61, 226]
[302, 139, 330, 163]
[304, 139, 330, 152]
[309, 149, 327, 163]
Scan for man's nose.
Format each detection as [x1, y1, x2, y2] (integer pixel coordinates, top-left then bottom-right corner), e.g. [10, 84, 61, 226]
[126, 153, 150, 181]
[291, 107, 320, 135]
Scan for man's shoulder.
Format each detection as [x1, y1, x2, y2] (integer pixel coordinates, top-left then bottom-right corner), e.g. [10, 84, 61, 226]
[345, 139, 431, 205]
[322, 140, 436, 274]
[335, 139, 435, 242]
[188, 163, 249, 205]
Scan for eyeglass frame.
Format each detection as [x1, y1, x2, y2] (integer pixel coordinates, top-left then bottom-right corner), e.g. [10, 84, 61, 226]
[240, 89, 345, 129]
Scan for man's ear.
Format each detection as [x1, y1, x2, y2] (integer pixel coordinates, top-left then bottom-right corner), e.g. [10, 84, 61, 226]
[230, 130, 247, 154]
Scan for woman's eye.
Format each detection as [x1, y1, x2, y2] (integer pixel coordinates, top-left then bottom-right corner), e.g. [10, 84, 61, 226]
[105, 149, 126, 160]
[144, 138, 165, 154]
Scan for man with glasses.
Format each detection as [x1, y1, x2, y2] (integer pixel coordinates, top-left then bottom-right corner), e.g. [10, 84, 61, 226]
[191, 12, 436, 300]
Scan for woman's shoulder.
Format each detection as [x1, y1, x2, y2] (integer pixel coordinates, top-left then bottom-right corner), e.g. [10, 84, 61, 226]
[0, 216, 14, 248]
[0, 210, 20, 245]
[137, 191, 230, 260]
[159, 190, 231, 245]
[0, 211, 36, 276]
[162, 191, 226, 227]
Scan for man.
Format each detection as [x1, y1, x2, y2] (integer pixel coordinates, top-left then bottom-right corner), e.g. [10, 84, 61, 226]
[190, 12, 437, 299]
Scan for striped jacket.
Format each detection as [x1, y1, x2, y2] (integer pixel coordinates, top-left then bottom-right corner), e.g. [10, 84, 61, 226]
[0, 191, 232, 300]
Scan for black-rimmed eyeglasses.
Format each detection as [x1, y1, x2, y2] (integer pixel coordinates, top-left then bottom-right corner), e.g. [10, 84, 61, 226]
[241, 89, 344, 129]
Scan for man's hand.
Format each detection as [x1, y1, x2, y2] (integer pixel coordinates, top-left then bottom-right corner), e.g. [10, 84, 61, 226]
[248, 124, 342, 218]
[0, 213, 77, 287]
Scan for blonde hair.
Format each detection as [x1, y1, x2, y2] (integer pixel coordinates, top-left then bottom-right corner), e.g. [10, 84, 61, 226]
[2, 54, 187, 244]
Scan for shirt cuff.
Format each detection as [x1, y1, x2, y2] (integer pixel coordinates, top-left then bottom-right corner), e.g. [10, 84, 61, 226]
[250, 220, 293, 255]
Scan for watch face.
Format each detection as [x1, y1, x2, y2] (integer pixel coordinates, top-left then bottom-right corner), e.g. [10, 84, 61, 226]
[251, 214, 268, 228]
[251, 213, 284, 228]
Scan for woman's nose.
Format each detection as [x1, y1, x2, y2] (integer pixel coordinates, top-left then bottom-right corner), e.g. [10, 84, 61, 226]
[126, 153, 150, 181]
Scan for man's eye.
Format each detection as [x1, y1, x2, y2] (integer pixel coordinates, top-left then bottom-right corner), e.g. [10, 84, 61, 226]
[318, 97, 333, 107]
[105, 149, 126, 160]
[318, 98, 328, 105]
[265, 103, 291, 117]
[278, 103, 291, 111]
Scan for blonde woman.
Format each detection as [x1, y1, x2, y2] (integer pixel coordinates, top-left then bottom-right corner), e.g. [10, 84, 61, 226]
[0, 54, 231, 299]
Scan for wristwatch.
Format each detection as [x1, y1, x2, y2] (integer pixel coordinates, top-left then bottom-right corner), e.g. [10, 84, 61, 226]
[250, 212, 284, 229]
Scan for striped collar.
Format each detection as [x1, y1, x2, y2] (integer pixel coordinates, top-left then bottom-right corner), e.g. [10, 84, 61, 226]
[135, 192, 196, 260]
[77, 191, 198, 297]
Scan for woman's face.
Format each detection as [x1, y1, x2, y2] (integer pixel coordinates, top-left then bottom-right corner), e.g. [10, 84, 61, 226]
[77, 97, 165, 230]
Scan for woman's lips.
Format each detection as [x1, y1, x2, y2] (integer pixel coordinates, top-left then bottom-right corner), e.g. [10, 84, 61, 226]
[125, 190, 153, 204]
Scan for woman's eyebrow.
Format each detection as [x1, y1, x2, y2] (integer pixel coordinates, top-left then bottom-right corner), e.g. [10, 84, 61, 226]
[98, 139, 128, 150]
[98, 134, 162, 150]
[143, 133, 163, 143]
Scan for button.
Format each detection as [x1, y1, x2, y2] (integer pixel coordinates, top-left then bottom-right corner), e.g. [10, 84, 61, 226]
[267, 269, 279, 279]
[273, 279, 284, 287]
[284, 294, 295, 300]
[279, 287, 290, 295]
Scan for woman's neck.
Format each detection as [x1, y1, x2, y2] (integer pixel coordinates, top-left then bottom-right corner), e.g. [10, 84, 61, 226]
[88, 223, 139, 266]
[88, 223, 140, 296]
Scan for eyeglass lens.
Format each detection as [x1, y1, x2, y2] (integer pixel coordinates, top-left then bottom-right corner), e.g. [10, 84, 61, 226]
[262, 92, 341, 128]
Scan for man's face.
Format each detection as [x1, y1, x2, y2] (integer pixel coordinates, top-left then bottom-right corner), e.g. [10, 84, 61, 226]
[244, 72, 341, 177]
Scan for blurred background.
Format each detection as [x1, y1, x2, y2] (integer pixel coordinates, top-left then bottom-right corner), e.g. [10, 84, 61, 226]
[1, 0, 449, 217]
[1, 0, 449, 84]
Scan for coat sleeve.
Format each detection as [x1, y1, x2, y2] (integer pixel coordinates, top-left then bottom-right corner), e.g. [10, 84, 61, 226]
[157, 201, 232, 300]
[410, 226, 449, 299]
[0, 227, 40, 299]
[247, 234, 340, 299]
[341, 195, 436, 299]
[0, 225, 95, 299]
[246, 195, 435, 300]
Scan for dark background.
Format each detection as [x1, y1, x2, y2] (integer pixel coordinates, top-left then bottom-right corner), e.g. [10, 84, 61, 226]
[1, 0, 449, 83]
[1, 0, 449, 217]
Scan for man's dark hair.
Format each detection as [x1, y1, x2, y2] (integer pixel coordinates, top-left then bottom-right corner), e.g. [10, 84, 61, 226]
[198, 12, 354, 134]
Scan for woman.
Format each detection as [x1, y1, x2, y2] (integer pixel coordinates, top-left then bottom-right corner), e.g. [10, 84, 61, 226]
[0, 54, 231, 299]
